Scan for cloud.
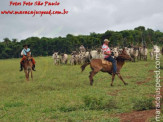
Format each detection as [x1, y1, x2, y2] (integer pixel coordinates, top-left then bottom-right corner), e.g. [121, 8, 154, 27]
[0, 0, 163, 41]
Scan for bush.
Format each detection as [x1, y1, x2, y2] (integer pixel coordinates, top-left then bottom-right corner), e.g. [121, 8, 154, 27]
[133, 98, 154, 111]
[83, 95, 104, 110]
[83, 95, 118, 111]
[103, 99, 118, 110]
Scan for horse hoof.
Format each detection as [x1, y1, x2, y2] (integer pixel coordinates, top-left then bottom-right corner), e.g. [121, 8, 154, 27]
[110, 84, 113, 87]
[125, 83, 128, 85]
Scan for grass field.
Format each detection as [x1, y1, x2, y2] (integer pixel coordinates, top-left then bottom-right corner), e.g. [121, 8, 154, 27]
[0, 55, 163, 122]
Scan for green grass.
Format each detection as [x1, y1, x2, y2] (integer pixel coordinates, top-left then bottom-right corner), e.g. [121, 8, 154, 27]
[0, 55, 163, 121]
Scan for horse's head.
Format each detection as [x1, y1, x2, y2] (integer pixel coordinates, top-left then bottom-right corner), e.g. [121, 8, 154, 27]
[116, 49, 132, 61]
[53, 52, 59, 58]
[26, 52, 32, 62]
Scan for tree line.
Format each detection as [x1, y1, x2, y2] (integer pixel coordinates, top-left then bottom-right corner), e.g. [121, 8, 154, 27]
[0, 26, 162, 59]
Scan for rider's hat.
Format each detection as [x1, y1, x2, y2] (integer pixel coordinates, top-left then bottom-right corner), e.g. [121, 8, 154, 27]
[23, 44, 29, 47]
[104, 39, 110, 42]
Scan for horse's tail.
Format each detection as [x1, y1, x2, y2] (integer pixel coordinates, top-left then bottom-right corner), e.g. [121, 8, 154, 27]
[81, 62, 90, 72]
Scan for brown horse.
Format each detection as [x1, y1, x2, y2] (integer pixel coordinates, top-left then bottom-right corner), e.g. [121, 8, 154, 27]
[81, 49, 131, 86]
[23, 52, 33, 81]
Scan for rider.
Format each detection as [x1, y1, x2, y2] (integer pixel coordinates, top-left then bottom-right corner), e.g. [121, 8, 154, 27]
[79, 45, 86, 52]
[102, 39, 118, 74]
[20, 44, 36, 71]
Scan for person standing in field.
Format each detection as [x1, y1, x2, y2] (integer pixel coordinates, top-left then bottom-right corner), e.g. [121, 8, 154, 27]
[79, 45, 86, 52]
[20, 44, 36, 71]
[102, 39, 118, 74]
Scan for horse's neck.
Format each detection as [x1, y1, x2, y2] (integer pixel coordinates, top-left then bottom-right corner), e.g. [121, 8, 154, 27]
[117, 59, 125, 69]
[24, 59, 32, 66]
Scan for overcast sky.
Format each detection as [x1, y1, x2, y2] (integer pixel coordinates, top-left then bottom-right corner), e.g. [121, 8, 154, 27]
[0, 0, 163, 41]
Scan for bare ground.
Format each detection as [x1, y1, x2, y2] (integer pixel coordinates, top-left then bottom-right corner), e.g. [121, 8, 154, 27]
[118, 109, 155, 122]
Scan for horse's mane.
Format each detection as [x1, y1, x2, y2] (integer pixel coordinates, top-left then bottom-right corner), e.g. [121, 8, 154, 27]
[116, 55, 125, 61]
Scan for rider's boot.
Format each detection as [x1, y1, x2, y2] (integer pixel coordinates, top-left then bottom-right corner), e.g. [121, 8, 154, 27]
[19, 63, 23, 71]
[32, 64, 36, 71]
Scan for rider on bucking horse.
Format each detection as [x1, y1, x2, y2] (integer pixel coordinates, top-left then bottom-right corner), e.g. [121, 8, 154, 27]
[102, 39, 119, 74]
[20, 44, 36, 71]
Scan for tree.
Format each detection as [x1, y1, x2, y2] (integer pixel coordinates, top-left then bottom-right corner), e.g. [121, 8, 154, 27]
[3, 38, 11, 46]
[0, 26, 163, 59]
[12, 39, 18, 43]
[134, 26, 145, 31]
[110, 32, 123, 46]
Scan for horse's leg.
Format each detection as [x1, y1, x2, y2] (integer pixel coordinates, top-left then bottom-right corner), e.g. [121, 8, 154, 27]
[56, 60, 57, 65]
[89, 71, 93, 85]
[110, 74, 115, 86]
[58, 60, 60, 65]
[134, 57, 135, 62]
[31, 71, 33, 81]
[24, 70, 28, 81]
[89, 70, 98, 86]
[117, 73, 128, 85]
[27, 71, 29, 81]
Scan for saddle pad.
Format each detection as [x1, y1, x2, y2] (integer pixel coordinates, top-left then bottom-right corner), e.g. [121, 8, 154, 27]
[101, 59, 112, 65]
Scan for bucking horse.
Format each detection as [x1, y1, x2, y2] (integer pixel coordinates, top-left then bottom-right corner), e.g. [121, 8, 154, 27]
[81, 49, 131, 86]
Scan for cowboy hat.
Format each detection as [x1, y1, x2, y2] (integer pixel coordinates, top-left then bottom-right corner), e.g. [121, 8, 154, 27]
[23, 44, 30, 47]
[104, 39, 110, 42]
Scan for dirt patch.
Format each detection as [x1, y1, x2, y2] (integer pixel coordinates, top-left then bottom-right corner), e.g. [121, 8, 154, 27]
[118, 109, 155, 122]
[136, 78, 151, 85]
[136, 70, 154, 85]
[136, 69, 154, 85]
[148, 70, 154, 73]
[148, 70, 154, 77]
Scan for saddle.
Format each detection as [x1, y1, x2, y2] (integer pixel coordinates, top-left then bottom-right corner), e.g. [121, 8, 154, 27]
[101, 59, 112, 65]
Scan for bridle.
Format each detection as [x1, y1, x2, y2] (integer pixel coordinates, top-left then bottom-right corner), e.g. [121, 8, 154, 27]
[26, 52, 32, 62]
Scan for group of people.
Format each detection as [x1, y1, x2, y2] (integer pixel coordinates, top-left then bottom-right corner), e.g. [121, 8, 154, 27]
[20, 39, 118, 74]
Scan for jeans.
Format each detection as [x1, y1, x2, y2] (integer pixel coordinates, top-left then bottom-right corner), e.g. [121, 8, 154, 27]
[105, 56, 117, 73]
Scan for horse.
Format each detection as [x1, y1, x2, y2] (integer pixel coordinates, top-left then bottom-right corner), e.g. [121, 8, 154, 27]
[52, 52, 61, 65]
[23, 52, 33, 81]
[81, 49, 131, 86]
